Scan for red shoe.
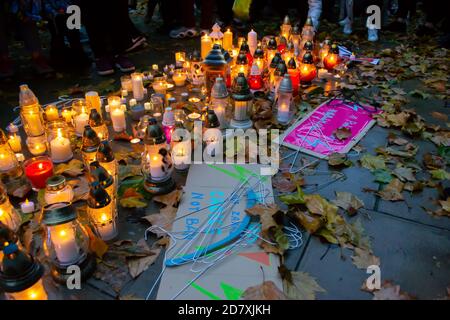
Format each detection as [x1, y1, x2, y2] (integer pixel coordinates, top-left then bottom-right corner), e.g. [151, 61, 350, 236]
[0, 56, 14, 79]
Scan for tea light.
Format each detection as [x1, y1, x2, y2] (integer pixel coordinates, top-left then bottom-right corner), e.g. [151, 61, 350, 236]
[50, 128, 73, 163]
[61, 108, 73, 124]
[45, 105, 59, 121]
[24, 157, 54, 190]
[20, 199, 35, 214]
[188, 112, 201, 121]
[0, 152, 16, 171]
[172, 72, 187, 87]
[27, 136, 47, 156]
[74, 107, 89, 136]
[144, 102, 151, 111]
[188, 97, 201, 104]
[172, 143, 190, 171]
[85, 91, 102, 114]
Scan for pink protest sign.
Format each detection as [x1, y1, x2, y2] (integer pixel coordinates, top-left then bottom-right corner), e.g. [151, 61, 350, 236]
[282, 99, 381, 159]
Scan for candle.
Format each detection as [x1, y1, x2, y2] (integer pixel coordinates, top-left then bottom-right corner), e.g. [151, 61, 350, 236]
[201, 34, 212, 60]
[247, 29, 258, 56]
[49, 224, 80, 265]
[0, 152, 16, 171]
[172, 72, 187, 87]
[93, 211, 117, 241]
[277, 102, 290, 123]
[85, 91, 102, 114]
[153, 81, 167, 95]
[234, 101, 248, 121]
[120, 75, 133, 92]
[0, 206, 20, 232]
[175, 51, 186, 68]
[7, 279, 48, 300]
[173, 143, 190, 171]
[24, 157, 54, 190]
[21, 199, 35, 214]
[131, 73, 145, 101]
[74, 108, 89, 136]
[50, 129, 73, 163]
[27, 138, 47, 156]
[111, 105, 127, 132]
[61, 109, 73, 124]
[149, 154, 165, 180]
[223, 29, 233, 51]
[45, 105, 59, 121]
[23, 111, 45, 137]
[8, 134, 22, 153]
[212, 105, 226, 129]
[237, 37, 245, 49]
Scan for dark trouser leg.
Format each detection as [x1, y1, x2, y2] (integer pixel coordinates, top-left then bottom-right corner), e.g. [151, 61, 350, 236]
[181, 0, 196, 28]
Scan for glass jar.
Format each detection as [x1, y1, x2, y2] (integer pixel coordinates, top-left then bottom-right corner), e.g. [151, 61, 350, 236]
[85, 91, 102, 115]
[47, 120, 73, 163]
[276, 74, 294, 124]
[42, 203, 93, 274]
[87, 182, 118, 241]
[89, 109, 109, 141]
[72, 99, 89, 137]
[26, 134, 48, 156]
[44, 104, 60, 122]
[0, 183, 21, 232]
[0, 130, 20, 173]
[19, 85, 45, 137]
[131, 72, 145, 101]
[44, 175, 74, 205]
[120, 75, 133, 92]
[230, 73, 253, 129]
[61, 105, 74, 126]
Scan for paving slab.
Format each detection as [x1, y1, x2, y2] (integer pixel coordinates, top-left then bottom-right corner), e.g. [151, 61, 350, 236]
[295, 210, 450, 299]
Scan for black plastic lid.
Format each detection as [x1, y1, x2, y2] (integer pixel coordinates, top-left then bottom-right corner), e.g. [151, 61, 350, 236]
[89, 161, 113, 188]
[82, 125, 101, 150]
[87, 181, 111, 209]
[42, 202, 77, 226]
[89, 109, 103, 127]
[97, 140, 115, 163]
[205, 109, 220, 128]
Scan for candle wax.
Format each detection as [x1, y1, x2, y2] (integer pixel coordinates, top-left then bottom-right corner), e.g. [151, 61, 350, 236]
[25, 159, 54, 189]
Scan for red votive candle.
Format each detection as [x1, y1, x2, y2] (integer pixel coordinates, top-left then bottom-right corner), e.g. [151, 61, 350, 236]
[24, 156, 54, 190]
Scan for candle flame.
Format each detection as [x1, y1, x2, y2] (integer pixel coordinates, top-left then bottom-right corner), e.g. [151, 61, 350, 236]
[57, 128, 63, 138]
[59, 230, 67, 237]
[0, 209, 3, 217]
[152, 156, 159, 161]
[38, 163, 43, 170]
[25, 198, 29, 204]
[29, 292, 37, 299]
[0, 153, 4, 159]
[81, 107, 86, 114]
[101, 214, 108, 222]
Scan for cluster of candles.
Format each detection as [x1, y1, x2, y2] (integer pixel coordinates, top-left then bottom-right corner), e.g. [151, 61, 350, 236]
[0, 16, 345, 299]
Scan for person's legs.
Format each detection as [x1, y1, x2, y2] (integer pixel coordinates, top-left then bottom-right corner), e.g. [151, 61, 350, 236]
[199, 0, 214, 30]
[307, 0, 322, 30]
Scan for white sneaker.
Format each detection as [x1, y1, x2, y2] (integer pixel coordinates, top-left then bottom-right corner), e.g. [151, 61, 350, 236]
[343, 22, 353, 34]
[368, 29, 378, 42]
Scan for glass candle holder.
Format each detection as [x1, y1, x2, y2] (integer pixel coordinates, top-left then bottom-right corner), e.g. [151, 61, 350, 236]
[276, 74, 294, 124]
[0, 130, 20, 173]
[0, 184, 21, 232]
[120, 75, 133, 92]
[44, 175, 74, 206]
[108, 96, 127, 133]
[82, 126, 101, 168]
[26, 134, 48, 156]
[47, 120, 73, 163]
[6, 123, 22, 154]
[72, 99, 89, 137]
[19, 85, 45, 137]
[24, 156, 54, 190]
[45, 104, 59, 122]
[87, 182, 117, 242]
[230, 73, 253, 129]
[172, 70, 187, 87]
[149, 94, 164, 119]
[42, 203, 96, 283]
[97, 141, 118, 191]
[131, 72, 145, 101]
[61, 106, 74, 126]
[85, 91, 102, 115]
[89, 109, 109, 141]
[175, 51, 186, 68]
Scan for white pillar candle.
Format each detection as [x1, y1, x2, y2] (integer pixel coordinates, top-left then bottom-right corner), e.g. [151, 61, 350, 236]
[111, 106, 127, 132]
[74, 110, 89, 136]
[20, 199, 35, 214]
[49, 224, 80, 265]
[149, 154, 165, 179]
[50, 130, 73, 163]
[212, 103, 227, 129]
[248, 29, 258, 56]
[201, 35, 212, 60]
[96, 212, 117, 241]
[131, 73, 145, 101]
[223, 29, 233, 51]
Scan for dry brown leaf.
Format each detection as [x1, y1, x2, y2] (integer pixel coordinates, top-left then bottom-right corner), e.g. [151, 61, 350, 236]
[283, 271, 326, 300]
[332, 192, 364, 216]
[333, 127, 352, 140]
[292, 210, 324, 233]
[272, 175, 297, 193]
[126, 248, 161, 279]
[55, 159, 85, 177]
[351, 247, 380, 269]
[86, 226, 108, 259]
[153, 188, 183, 208]
[377, 178, 404, 201]
[431, 111, 448, 122]
[142, 205, 178, 236]
[242, 281, 287, 300]
[371, 281, 415, 300]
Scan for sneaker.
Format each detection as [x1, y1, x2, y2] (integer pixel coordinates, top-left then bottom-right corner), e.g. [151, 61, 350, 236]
[199, 29, 209, 37]
[0, 56, 14, 79]
[31, 54, 54, 75]
[368, 29, 379, 42]
[95, 57, 115, 76]
[114, 55, 135, 73]
[125, 35, 147, 53]
[169, 27, 188, 39]
[339, 17, 350, 26]
[186, 28, 199, 38]
[343, 21, 352, 34]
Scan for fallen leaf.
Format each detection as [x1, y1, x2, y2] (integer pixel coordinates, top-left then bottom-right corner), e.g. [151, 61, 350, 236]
[279, 186, 306, 205]
[377, 178, 404, 201]
[351, 247, 380, 269]
[242, 281, 287, 300]
[292, 210, 324, 233]
[360, 154, 386, 170]
[119, 165, 143, 181]
[126, 248, 161, 278]
[142, 206, 178, 236]
[304, 194, 338, 217]
[430, 131, 450, 147]
[372, 169, 393, 184]
[86, 226, 108, 259]
[272, 175, 297, 193]
[54, 159, 85, 177]
[332, 192, 364, 216]
[153, 188, 183, 208]
[333, 127, 352, 140]
[328, 153, 352, 167]
[120, 196, 148, 208]
[431, 112, 448, 122]
[371, 281, 415, 300]
[392, 167, 416, 182]
[430, 169, 450, 180]
[283, 271, 326, 300]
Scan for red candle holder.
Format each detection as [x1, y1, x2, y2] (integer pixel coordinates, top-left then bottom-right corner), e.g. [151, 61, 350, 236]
[24, 156, 54, 190]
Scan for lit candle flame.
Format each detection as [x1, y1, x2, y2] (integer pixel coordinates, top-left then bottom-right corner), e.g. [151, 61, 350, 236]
[38, 163, 43, 170]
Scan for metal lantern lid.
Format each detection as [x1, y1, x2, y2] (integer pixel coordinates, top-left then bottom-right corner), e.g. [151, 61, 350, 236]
[203, 44, 227, 67]
[330, 43, 340, 54]
[283, 15, 291, 25]
[82, 125, 101, 149]
[287, 57, 297, 69]
[267, 37, 278, 50]
[46, 175, 67, 192]
[42, 202, 77, 226]
[275, 61, 287, 76]
[239, 40, 250, 54]
[190, 50, 202, 62]
[205, 109, 220, 128]
[236, 53, 248, 65]
[0, 129, 8, 144]
[253, 46, 264, 59]
[305, 16, 313, 26]
[211, 77, 229, 99]
[0, 244, 44, 293]
[287, 41, 295, 52]
[89, 109, 103, 127]
[221, 48, 232, 63]
[278, 73, 293, 93]
[87, 181, 111, 209]
[270, 52, 282, 69]
[89, 161, 113, 189]
[292, 25, 300, 35]
[302, 51, 314, 64]
[97, 140, 115, 163]
[144, 122, 166, 145]
[231, 73, 253, 101]
[303, 40, 313, 51]
[0, 222, 18, 250]
[323, 38, 332, 47]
